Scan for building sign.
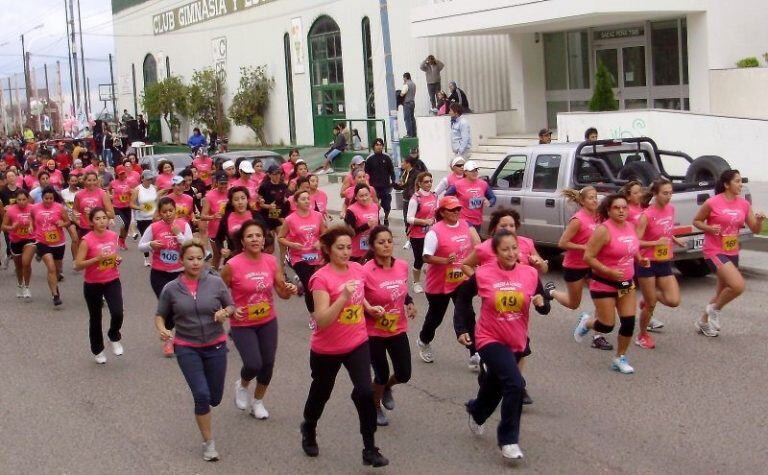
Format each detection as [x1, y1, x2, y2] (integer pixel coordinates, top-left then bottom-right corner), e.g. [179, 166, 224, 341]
[594, 27, 644, 41]
[289, 17, 305, 74]
[212, 36, 227, 80]
[153, 0, 277, 35]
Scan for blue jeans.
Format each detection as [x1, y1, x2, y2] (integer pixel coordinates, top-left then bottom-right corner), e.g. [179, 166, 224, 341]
[403, 101, 416, 137]
[325, 148, 342, 163]
[467, 342, 526, 445]
[175, 342, 228, 415]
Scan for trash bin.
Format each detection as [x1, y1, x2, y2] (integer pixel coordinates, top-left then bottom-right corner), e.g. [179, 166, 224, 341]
[393, 190, 404, 211]
[399, 137, 419, 161]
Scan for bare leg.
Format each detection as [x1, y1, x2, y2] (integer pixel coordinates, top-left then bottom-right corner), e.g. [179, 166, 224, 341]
[42, 254, 58, 296]
[194, 413, 213, 441]
[552, 278, 586, 310]
[637, 277, 657, 338]
[21, 246, 34, 286]
[616, 291, 637, 356]
[254, 383, 268, 400]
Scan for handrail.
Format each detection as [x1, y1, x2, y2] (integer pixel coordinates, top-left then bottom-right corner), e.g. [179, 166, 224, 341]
[333, 118, 388, 154]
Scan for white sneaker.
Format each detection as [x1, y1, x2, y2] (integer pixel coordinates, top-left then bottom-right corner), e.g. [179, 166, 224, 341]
[143, 256, 151, 267]
[501, 444, 524, 460]
[94, 352, 107, 364]
[413, 282, 424, 294]
[466, 404, 484, 435]
[695, 320, 719, 337]
[250, 399, 269, 419]
[403, 240, 411, 250]
[202, 439, 219, 462]
[574, 313, 590, 343]
[647, 318, 665, 332]
[22, 286, 31, 299]
[234, 379, 250, 410]
[417, 339, 434, 363]
[611, 355, 635, 374]
[111, 341, 124, 356]
[706, 304, 722, 331]
[16, 285, 23, 298]
[468, 353, 481, 372]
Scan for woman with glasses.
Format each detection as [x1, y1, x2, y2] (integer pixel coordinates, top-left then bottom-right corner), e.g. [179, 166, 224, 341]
[406, 172, 438, 294]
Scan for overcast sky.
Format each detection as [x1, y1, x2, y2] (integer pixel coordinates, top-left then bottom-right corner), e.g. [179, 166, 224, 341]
[0, 0, 114, 109]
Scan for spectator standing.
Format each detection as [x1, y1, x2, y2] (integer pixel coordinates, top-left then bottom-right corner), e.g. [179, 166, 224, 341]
[450, 103, 471, 159]
[364, 138, 396, 226]
[420, 55, 445, 110]
[448, 81, 470, 112]
[187, 128, 207, 151]
[400, 73, 417, 138]
[538, 128, 553, 144]
[137, 114, 148, 141]
[121, 109, 133, 123]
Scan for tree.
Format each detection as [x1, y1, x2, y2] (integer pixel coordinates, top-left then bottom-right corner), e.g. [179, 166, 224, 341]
[229, 66, 275, 145]
[141, 76, 188, 142]
[188, 68, 229, 137]
[589, 61, 619, 112]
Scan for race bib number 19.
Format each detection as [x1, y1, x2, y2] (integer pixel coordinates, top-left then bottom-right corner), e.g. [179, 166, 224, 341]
[495, 290, 523, 313]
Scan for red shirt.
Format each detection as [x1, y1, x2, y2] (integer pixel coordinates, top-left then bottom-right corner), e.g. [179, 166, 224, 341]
[54, 152, 73, 170]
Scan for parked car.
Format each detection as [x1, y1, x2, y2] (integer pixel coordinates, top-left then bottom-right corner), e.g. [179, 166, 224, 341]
[36, 137, 97, 155]
[482, 137, 750, 277]
[212, 150, 284, 172]
[140, 153, 193, 175]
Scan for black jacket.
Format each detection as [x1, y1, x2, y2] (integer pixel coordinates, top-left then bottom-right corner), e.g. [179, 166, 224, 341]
[364, 152, 395, 188]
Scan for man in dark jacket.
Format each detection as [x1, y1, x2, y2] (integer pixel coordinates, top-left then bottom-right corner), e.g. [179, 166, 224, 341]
[448, 81, 470, 112]
[364, 138, 396, 226]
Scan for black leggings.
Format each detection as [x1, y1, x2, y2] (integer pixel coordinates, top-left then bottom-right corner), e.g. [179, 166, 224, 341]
[374, 186, 392, 215]
[150, 268, 181, 298]
[303, 342, 377, 450]
[410, 237, 425, 270]
[230, 319, 278, 385]
[83, 279, 124, 355]
[136, 220, 152, 257]
[369, 332, 412, 386]
[420, 290, 476, 355]
[293, 261, 320, 312]
[114, 207, 132, 229]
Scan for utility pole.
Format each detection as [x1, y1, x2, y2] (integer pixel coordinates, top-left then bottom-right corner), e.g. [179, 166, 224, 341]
[67, 0, 81, 113]
[108, 53, 117, 124]
[13, 75, 22, 130]
[76, 0, 89, 117]
[0, 80, 7, 135]
[64, 0, 76, 116]
[56, 61, 64, 134]
[21, 34, 30, 120]
[7, 77, 13, 132]
[378, 0, 400, 165]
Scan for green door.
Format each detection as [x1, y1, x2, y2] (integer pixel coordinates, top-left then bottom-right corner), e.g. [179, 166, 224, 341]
[309, 16, 345, 147]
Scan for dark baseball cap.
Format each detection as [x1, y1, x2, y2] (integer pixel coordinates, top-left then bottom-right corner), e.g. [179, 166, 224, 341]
[214, 170, 229, 183]
[267, 164, 281, 174]
[538, 128, 552, 136]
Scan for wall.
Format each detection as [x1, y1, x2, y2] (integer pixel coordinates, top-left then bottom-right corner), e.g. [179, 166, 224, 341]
[557, 109, 768, 181]
[710, 68, 768, 120]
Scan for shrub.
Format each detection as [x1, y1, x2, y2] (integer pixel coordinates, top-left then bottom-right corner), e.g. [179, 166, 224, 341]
[736, 57, 759, 68]
[589, 61, 619, 112]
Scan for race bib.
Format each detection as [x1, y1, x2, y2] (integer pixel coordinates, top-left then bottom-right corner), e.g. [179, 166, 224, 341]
[98, 255, 116, 271]
[722, 235, 738, 252]
[301, 252, 319, 262]
[200, 171, 210, 180]
[618, 282, 636, 298]
[159, 249, 179, 264]
[268, 207, 281, 219]
[375, 312, 400, 333]
[176, 207, 189, 218]
[118, 194, 129, 203]
[468, 197, 483, 210]
[445, 267, 465, 284]
[142, 202, 155, 212]
[44, 230, 60, 243]
[495, 290, 524, 313]
[359, 236, 370, 250]
[219, 202, 227, 213]
[16, 225, 31, 236]
[247, 302, 271, 321]
[653, 244, 671, 261]
[339, 304, 363, 325]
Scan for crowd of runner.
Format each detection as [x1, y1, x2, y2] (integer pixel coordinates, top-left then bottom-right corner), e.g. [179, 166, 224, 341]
[0, 138, 764, 466]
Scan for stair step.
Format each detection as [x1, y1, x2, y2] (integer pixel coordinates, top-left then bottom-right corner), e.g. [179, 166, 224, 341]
[473, 144, 517, 153]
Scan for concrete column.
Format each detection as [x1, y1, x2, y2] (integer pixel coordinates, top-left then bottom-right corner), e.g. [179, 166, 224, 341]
[686, 12, 710, 113]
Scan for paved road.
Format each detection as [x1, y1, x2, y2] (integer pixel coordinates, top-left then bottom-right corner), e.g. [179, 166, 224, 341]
[1, 224, 767, 474]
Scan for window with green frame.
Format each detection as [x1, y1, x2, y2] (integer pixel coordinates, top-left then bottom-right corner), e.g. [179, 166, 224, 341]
[362, 17, 375, 118]
[309, 17, 345, 116]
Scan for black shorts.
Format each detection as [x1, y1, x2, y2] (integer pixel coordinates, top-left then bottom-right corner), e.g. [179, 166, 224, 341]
[114, 207, 132, 228]
[517, 337, 532, 360]
[10, 239, 35, 256]
[36, 243, 66, 260]
[705, 254, 739, 272]
[636, 261, 674, 278]
[590, 290, 619, 299]
[563, 266, 591, 282]
[77, 226, 91, 239]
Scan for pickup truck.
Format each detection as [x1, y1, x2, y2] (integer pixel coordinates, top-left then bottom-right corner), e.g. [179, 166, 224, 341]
[481, 137, 753, 277]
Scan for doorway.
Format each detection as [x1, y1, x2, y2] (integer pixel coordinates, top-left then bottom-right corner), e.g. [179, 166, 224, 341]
[594, 44, 648, 109]
[308, 16, 345, 146]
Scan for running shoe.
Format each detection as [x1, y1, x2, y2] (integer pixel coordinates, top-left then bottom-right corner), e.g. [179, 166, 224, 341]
[22, 286, 31, 299]
[118, 238, 127, 250]
[143, 256, 151, 267]
[521, 388, 533, 405]
[543, 281, 556, 300]
[468, 353, 481, 372]
[162, 340, 174, 357]
[647, 318, 665, 332]
[403, 240, 411, 250]
[382, 387, 395, 410]
[250, 399, 269, 420]
[110, 341, 124, 356]
[611, 355, 635, 374]
[412, 282, 424, 294]
[591, 335, 613, 351]
[634, 333, 655, 349]
[300, 422, 319, 457]
[573, 313, 590, 343]
[292, 275, 304, 296]
[695, 320, 719, 337]
[132, 232, 140, 240]
[53, 294, 62, 306]
[234, 379, 250, 410]
[16, 285, 23, 298]
[94, 352, 107, 364]
[383, 219, 389, 227]
[202, 440, 219, 462]
[417, 339, 434, 363]
[57, 273, 64, 282]
[500, 444, 524, 460]
[706, 304, 722, 331]
[465, 402, 484, 435]
[362, 447, 389, 467]
[375, 407, 389, 426]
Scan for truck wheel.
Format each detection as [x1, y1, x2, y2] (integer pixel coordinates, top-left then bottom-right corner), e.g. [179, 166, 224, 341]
[685, 155, 730, 184]
[617, 161, 658, 186]
[674, 258, 711, 278]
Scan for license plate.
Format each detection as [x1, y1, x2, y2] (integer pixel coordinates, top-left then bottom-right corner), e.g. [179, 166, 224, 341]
[690, 235, 705, 251]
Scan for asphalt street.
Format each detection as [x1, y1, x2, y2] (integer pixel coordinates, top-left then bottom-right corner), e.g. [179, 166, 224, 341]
[1, 222, 768, 474]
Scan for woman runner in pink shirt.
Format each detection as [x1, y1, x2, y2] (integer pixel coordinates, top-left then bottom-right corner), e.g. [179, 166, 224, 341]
[2, 189, 36, 298]
[620, 180, 645, 225]
[693, 169, 765, 336]
[634, 178, 685, 348]
[109, 165, 134, 249]
[200, 171, 231, 269]
[363, 226, 416, 427]
[454, 230, 551, 460]
[405, 172, 438, 294]
[574, 194, 649, 374]
[74, 208, 125, 365]
[32, 187, 69, 306]
[214, 187, 270, 264]
[155, 160, 175, 192]
[192, 153, 214, 188]
[300, 226, 389, 467]
[73, 172, 114, 239]
[344, 184, 380, 263]
[221, 220, 298, 420]
[169, 176, 195, 225]
[308, 174, 329, 217]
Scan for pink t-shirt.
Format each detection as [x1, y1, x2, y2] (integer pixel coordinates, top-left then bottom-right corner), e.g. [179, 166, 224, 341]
[109, 179, 133, 208]
[126, 171, 141, 188]
[474, 262, 540, 353]
[204, 188, 229, 238]
[447, 172, 463, 188]
[562, 209, 599, 269]
[347, 201, 380, 258]
[281, 161, 295, 179]
[23, 175, 39, 190]
[193, 157, 214, 186]
[284, 210, 324, 266]
[74, 188, 106, 229]
[47, 169, 64, 189]
[82, 230, 120, 284]
[627, 203, 643, 225]
[227, 252, 279, 327]
[703, 193, 751, 258]
[169, 193, 194, 224]
[362, 258, 410, 337]
[475, 234, 536, 266]
[311, 190, 328, 214]
[225, 211, 252, 238]
[232, 177, 259, 204]
[453, 178, 488, 226]
[640, 203, 676, 261]
[32, 202, 66, 246]
[155, 172, 174, 191]
[149, 219, 186, 272]
[344, 186, 377, 206]
[589, 219, 639, 293]
[409, 192, 438, 239]
[5, 204, 33, 242]
[308, 262, 368, 355]
[424, 220, 473, 294]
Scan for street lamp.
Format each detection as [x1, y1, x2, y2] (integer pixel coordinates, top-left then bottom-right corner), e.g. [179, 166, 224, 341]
[20, 23, 44, 128]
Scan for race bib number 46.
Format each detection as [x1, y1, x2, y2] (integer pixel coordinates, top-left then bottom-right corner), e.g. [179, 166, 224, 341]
[339, 304, 363, 325]
[495, 290, 523, 313]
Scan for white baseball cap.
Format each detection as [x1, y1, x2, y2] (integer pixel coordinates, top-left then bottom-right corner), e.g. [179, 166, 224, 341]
[451, 156, 466, 167]
[463, 160, 479, 172]
[222, 160, 235, 170]
[239, 161, 255, 173]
